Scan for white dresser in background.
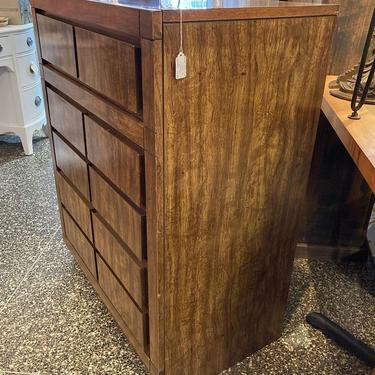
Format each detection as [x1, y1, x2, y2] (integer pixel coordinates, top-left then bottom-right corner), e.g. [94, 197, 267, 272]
[0, 23, 46, 155]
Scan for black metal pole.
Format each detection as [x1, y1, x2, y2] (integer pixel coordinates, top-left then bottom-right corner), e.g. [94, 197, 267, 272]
[306, 312, 375, 367]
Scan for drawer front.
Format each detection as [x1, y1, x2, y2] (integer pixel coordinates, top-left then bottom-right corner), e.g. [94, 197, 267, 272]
[37, 14, 77, 77]
[53, 133, 90, 200]
[16, 53, 41, 88]
[97, 257, 145, 345]
[75, 28, 141, 114]
[93, 214, 144, 307]
[47, 89, 85, 155]
[56, 172, 92, 241]
[0, 36, 12, 58]
[14, 28, 36, 54]
[90, 167, 144, 260]
[20, 84, 44, 122]
[85, 116, 144, 207]
[63, 208, 97, 279]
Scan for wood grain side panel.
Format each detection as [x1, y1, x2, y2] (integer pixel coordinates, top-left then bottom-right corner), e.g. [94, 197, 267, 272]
[75, 28, 141, 114]
[85, 116, 144, 207]
[43, 66, 144, 148]
[62, 208, 97, 278]
[89, 167, 145, 260]
[56, 172, 92, 241]
[53, 133, 90, 200]
[97, 256, 145, 346]
[93, 213, 145, 307]
[36, 14, 77, 77]
[163, 17, 335, 375]
[47, 88, 85, 155]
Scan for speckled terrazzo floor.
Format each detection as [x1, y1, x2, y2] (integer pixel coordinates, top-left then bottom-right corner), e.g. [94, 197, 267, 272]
[0, 133, 374, 375]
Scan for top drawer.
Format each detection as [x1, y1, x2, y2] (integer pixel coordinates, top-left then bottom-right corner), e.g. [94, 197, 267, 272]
[37, 14, 77, 77]
[14, 28, 36, 54]
[75, 28, 141, 114]
[0, 36, 12, 58]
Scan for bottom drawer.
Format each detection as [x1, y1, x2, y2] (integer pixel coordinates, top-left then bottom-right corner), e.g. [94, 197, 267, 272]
[62, 208, 97, 279]
[97, 257, 146, 346]
[20, 84, 44, 122]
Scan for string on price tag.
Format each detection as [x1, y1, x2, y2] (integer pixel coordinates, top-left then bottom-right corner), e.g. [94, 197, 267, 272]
[175, 0, 187, 79]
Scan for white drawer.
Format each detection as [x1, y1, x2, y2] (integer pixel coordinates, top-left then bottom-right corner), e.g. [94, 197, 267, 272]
[20, 84, 44, 122]
[0, 36, 12, 58]
[16, 53, 40, 88]
[14, 29, 36, 54]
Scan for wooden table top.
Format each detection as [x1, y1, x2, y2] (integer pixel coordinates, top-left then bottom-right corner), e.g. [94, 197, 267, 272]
[322, 76, 375, 193]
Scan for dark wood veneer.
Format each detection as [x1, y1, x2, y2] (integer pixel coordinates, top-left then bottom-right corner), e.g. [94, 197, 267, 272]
[93, 213, 145, 307]
[37, 14, 77, 77]
[63, 208, 97, 278]
[47, 89, 85, 155]
[53, 133, 90, 200]
[76, 28, 141, 114]
[90, 168, 145, 260]
[85, 116, 144, 207]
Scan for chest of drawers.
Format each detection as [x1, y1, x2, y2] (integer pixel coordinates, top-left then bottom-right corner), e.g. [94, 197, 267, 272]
[31, 1, 338, 374]
[0, 23, 46, 155]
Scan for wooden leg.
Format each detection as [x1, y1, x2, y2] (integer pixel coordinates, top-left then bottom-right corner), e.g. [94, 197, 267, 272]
[297, 111, 374, 260]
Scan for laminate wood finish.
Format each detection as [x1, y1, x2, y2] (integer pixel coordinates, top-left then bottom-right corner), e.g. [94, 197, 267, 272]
[63, 208, 97, 278]
[56, 172, 92, 241]
[93, 213, 145, 307]
[47, 89, 85, 155]
[97, 256, 146, 346]
[37, 14, 77, 77]
[90, 168, 145, 260]
[43, 66, 144, 148]
[32, 1, 338, 373]
[76, 28, 141, 114]
[85, 116, 144, 207]
[162, 17, 335, 375]
[53, 133, 90, 200]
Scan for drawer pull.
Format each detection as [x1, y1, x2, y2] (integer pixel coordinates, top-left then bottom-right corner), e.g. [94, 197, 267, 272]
[0, 45, 3, 53]
[26, 37, 33, 47]
[34, 96, 42, 107]
[29, 63, 38, 74]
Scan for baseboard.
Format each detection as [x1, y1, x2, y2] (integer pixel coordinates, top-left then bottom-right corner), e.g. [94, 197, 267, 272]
[295, 242, 361, 261]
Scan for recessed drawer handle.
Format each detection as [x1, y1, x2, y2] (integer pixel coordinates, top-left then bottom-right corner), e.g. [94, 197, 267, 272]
[26, 37, 33, 47]
[34, 96, 42, 107]
[29, 63, 38, 74]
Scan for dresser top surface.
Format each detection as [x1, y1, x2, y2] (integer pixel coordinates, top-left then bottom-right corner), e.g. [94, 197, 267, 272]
[86, 0, 334, 11]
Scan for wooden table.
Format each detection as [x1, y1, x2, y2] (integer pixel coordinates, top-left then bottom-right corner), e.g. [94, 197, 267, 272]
[297, 76, 375, 259]
[322, 76, 375, 193]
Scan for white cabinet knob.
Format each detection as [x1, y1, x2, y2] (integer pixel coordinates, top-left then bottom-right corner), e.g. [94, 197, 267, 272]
[29, 63, 38, 75]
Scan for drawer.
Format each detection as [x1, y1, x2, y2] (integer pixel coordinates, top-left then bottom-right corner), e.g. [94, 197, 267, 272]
[16, 53, 40, 88]
[47, 89, 85, 155]
[97, 256, 145, 345]
[53, 132, 90, 200]
[20, 84, 44, 122]
[93, 214, 145, 307]
[37, 14, 77, 77]
[14, 28, 36, 54]
[85, 116, 144, 207]
[56, 172, 92, 241]
[90, 167, 145, 260]
[0, 36, 12, 58]
[63, 208, 97, 279]
[75, 28, 141, 114]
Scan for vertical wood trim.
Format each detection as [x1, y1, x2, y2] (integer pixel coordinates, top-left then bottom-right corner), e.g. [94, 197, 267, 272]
[142, 38, 165, 373]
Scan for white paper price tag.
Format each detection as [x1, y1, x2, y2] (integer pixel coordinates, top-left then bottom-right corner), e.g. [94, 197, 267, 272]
[175, 51, 187, 80]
